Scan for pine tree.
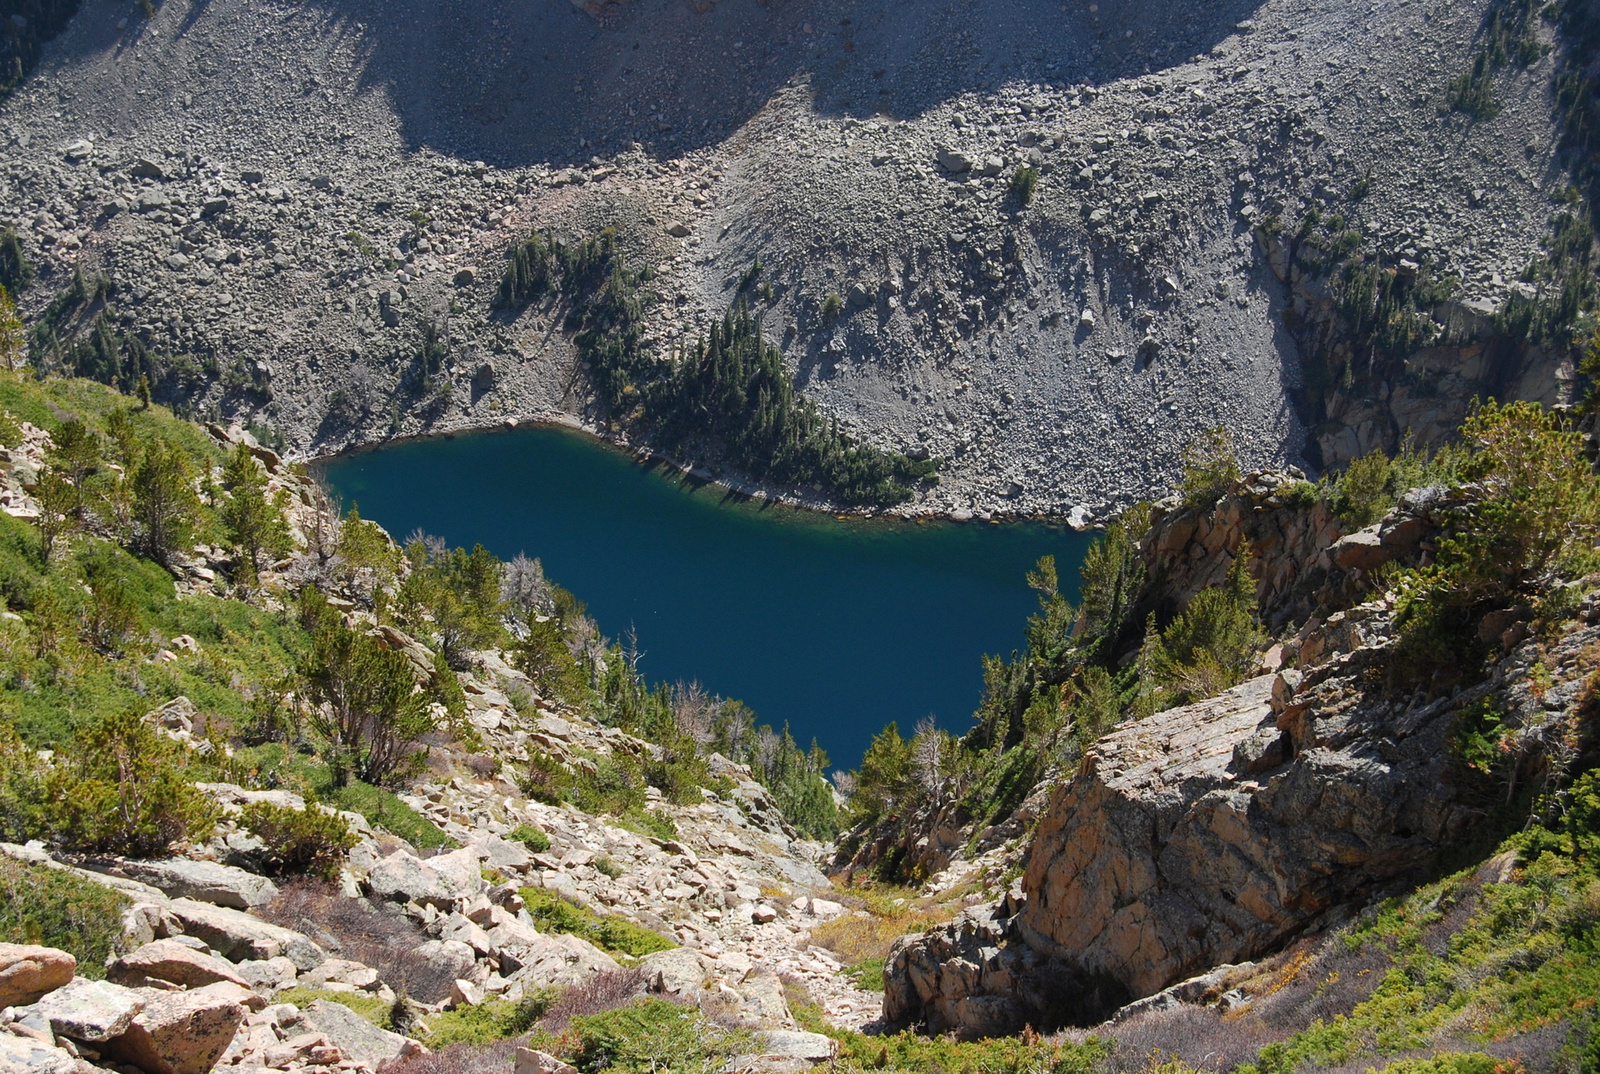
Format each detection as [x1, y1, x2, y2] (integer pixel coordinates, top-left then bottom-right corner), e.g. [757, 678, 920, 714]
[220, 443, 291, 584]
[0, 285, 23, 373]
[132, 440, 202, 569]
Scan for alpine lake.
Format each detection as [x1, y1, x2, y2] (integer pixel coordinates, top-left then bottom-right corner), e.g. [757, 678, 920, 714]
[320, 424, 1091, 769]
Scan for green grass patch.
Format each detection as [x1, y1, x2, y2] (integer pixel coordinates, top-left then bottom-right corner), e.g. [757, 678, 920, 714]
[232, 745, 455, 851]
[508, 823, 551, 853]
[518, 887, 675, 959]
[570, 998, 747, 1074]
[277, 988, 394, 1029]
[843, 956, 886, 992]
[0, 857, 129, 976]
[829, 1026, 1110, 1074]
[417, 990, 557, 1048]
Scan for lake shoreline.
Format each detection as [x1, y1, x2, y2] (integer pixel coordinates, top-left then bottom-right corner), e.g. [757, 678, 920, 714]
[320, 426, 1096, 767]
[307, 414, 1100, 531]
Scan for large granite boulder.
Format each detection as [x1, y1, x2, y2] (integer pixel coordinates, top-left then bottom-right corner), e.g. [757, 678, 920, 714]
[110, 939, 253, 989]
[119, 858, 279, 910]
[295, 998, 424, 1069]
[28, 978, 145, 1042]
[152, 898, 325, 969]
[99, 987, 246, 1074]
[0, 942, 75, 1007]
[885, 644, 1484, 1036]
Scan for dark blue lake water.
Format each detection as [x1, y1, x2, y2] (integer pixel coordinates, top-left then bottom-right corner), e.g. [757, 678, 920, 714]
[321, 425, 1091, 769]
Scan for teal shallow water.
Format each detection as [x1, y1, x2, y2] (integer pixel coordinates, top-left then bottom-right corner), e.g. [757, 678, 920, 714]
[321, 425, 1091, 768]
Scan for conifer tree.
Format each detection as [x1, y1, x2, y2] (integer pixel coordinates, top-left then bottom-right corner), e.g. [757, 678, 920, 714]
[220, 442, 291, 583]
[132, 440, 201, 569]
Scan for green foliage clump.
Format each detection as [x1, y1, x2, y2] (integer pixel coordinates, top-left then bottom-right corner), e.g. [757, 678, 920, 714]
[239, 801, 358, 880]
[1392, 400, 1600, 685]
[0, 228, 35, 294]
[220, 443, 291, 584]
[570, 999, 744, 1074]
[508, 822, 551, 853]
[45, 708, 220, 857]
[418, 990, 558, 1047]
[396, 539, 506, 669]
[276, 988, 394, 1029]
[298, 587, 441, 787]
[1009, 164, 1040, 204]
[0, 856, 129, 975]
[1179, 426, 1243, 507]
[496, 229, 935, 508]
[317, 775, 454, 851]
[518, 887, 676, 959]
[1135, 545, 1264, 712]
[828, 1026, 1111, 1074]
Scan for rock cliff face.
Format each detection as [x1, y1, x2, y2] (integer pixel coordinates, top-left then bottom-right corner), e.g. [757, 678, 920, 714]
[881, 514, 1600, 1037]
[1, 0, 1587, 516]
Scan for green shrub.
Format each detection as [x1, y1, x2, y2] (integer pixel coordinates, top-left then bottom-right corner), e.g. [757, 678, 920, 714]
[508, 823, 551, 853]
[0, 857, 129, 975]
[1135, 545, 1263, 712]
[820, 293, 844, 320]
[615, 807, 677, 842]
[240, 801, 358, 879]
[1009, 165, 1040, 204]
[844, 956, 886, 992]
[1179, 426, 1242, 507]
[1392, 401, 1600, 685]
[321, 779, 454, 851]
[594, 855, 623, 879]
[571, 999, 745, 1074]
[418, 990, 558, 1047]
[48, 708, 219, 857]
[518, 887, 676, 959]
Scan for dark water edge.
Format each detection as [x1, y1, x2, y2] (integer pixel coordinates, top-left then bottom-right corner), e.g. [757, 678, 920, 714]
[319, 423, 1092, 769]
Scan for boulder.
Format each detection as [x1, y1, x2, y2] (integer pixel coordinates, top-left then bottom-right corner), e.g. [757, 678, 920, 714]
[296, 999, 422, 1069]
[297, 957, 379, 992]
[501, 932, 620, 989]
[157, 898, 325, 970]
[412, 939, 477, 983]
[0, 942, 75, 1006]
[120, 858, 279, 910]
[515, 1046, 579, 1074]
[0, 1031, 97, 1074]
[110, 939, 252, 989]
[639, 947, 710, 995]
[754, 1029, 835, 1062]
[234, 955, 298, 994]
[935, 146, 973, 173]
[367, 849, 455, 908]
[100, 988, 246, 1074]
[261, 1032, 339, 1068]
[29, 978, 145, 1042]
[888, 644, 1478, 1035]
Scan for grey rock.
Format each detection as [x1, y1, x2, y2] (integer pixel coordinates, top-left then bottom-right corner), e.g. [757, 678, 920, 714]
[119, 858, 279, 910]
[29, 978, 145, 1042]
[296, 999, 421, 1069]
[100, 987, 246, 1074]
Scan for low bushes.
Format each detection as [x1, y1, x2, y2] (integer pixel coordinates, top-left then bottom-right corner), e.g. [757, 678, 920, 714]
[570, 999, 747, 1074]
[239, 801, 358, 879]
[417, 990, 557, 1048]
[507, 823, 551, 853]
[0, 857, 129, 974]
[518, 887, 675, 959]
